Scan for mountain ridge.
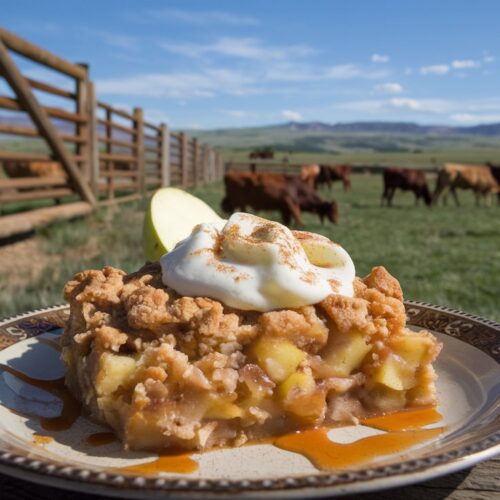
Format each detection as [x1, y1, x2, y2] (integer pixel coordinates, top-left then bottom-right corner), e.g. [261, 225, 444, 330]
[253, 120, 500, 136]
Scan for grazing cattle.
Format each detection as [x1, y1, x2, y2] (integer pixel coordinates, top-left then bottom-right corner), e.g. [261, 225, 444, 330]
[1, 160, 68, 205]
[433, 163, 499, 206]
[486, 162, 500, 203]
[248, 148, 274, 173]
[2, 160, 66, 179]
[222, 171, 338, 226]
[300, 164, 320, 189]
[249, 148, 274, 160]
[316, 165, 352, 191]
[381, 168, 432, 207]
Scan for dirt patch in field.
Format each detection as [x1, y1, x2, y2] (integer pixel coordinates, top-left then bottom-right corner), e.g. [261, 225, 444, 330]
[0, 237, 55, 288]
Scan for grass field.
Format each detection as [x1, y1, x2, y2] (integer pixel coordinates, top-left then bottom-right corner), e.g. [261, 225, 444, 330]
[224, 147, 500, 169]
[188, 126, 500, 167]
[1, 174, 499, 322]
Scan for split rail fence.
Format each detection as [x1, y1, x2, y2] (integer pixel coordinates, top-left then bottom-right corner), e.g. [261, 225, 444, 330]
[0, 28, 224, 238]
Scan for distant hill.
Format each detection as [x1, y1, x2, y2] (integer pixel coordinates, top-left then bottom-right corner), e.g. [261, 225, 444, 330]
[271, 120, 500, 136]
[185, 120, 500, 154]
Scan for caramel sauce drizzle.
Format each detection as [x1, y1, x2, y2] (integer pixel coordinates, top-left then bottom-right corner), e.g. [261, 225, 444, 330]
[361, 407, 443, 431]
[86, 432, 118, 447]
[274, 426, 444, 471]
[37, 337, 62, 352]
[33, 434, 54, 445]
[121, 454, 199, 475]
[0, 363, 81, 431]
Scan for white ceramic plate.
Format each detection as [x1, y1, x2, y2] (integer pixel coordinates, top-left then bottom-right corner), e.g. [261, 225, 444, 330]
[0, 302, 498, 498]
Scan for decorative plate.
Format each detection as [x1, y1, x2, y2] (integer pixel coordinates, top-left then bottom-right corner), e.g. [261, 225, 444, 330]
[0, 302, 498, 498]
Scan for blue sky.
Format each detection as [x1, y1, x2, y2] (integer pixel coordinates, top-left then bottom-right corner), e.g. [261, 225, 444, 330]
[3, 0, 500, 129]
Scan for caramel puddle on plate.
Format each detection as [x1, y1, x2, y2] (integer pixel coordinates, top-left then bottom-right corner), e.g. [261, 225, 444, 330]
[0, 333, 80, 432]
[361, 406, 443, 431]
[33, 434, 54, 445]
[118, 408, 443, 476]
[274, 407, 444, 471]
[121, 453, 199, 475]
[37, 336, 62, 352]
[86, 432, 118, 447]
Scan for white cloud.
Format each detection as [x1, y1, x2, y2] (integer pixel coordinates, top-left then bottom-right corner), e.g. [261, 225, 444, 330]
[143, 109, 170, 124]
[263, 62, 318, 82]
[96, 69, 256, 99]
[281, 110, 302, 121]
[420, 57, 485, 75]
[338, 97, 453, 114]
[450, 113, 500, 124]
[104, 34, 139, 51]
[161, 37, 314, 61]
[451, 59, 480, 69]
[336, 100, 386, 112]
[389, 98, 452, 112]
[483, 54, 495, 63]
[389, 98, 422, 110]
[325, 64, 388, 80]
[146, 8, 259, 25]
[80, 28, 140, 51]
[222, 110, 251, 118]
[375, 82, 403, 94]
[420, 64, 450, 75]
[371, 53, 390, 63]
[326, 64, 361, 79]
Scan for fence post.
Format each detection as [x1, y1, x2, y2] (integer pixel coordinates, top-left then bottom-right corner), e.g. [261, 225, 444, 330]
[0, 38, 96, 205]
[180, 132, 188, 187]
[105, 108, 114, 200]
[216, 152, 223, 179]
[202, 144, 210, 183]
[160, 123, 170, 187]
[209, 150, 215, 181]
[192, 137, 198, 186]
[134, 107, 145, 196]
[86, 81, 99, 199]
[75, 63, 90, 182]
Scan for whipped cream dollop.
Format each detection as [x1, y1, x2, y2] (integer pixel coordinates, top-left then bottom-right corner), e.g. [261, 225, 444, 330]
[160, 213, 355, 312]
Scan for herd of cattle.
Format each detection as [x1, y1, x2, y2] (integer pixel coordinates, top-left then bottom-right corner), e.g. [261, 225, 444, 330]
[1, 159, 499, 227]
[222, 162, 500, 226]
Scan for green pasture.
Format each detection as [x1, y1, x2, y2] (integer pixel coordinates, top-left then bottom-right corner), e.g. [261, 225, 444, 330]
[189, 127, 500, 167]
[1, 174, 499, 322]
[224, 146, 500, 169]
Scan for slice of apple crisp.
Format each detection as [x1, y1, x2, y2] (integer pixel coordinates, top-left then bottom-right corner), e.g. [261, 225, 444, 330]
[61, 262, 441, 451]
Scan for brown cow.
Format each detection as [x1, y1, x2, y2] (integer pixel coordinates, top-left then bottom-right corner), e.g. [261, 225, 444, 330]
[433, 163, 499, 206]
[381, 168, 432, 207]
[248, 148, 274, 173]
[316, 165, 352, 191]
[221, 171, 338, 226]
[300, 164, 320, 190]
[2, 160, 66, 179]
[486, 162, 500, 203]
[1, 160, 68, 205]
[249, 148, 274, 160]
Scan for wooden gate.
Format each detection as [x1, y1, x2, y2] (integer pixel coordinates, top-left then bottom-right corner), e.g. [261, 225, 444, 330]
[0, 28, 224, 239]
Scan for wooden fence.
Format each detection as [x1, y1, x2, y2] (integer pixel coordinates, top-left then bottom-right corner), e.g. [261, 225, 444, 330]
[0, 28, 224, 238]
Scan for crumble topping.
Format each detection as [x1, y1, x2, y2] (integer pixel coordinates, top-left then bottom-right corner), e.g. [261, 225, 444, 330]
[62, 262, 441, 451]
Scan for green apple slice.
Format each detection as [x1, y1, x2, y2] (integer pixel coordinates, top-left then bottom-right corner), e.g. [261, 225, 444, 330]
[143, 188, 223, 261]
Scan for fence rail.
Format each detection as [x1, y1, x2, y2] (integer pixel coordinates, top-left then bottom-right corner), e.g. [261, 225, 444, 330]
[0, 28, 223, 238]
